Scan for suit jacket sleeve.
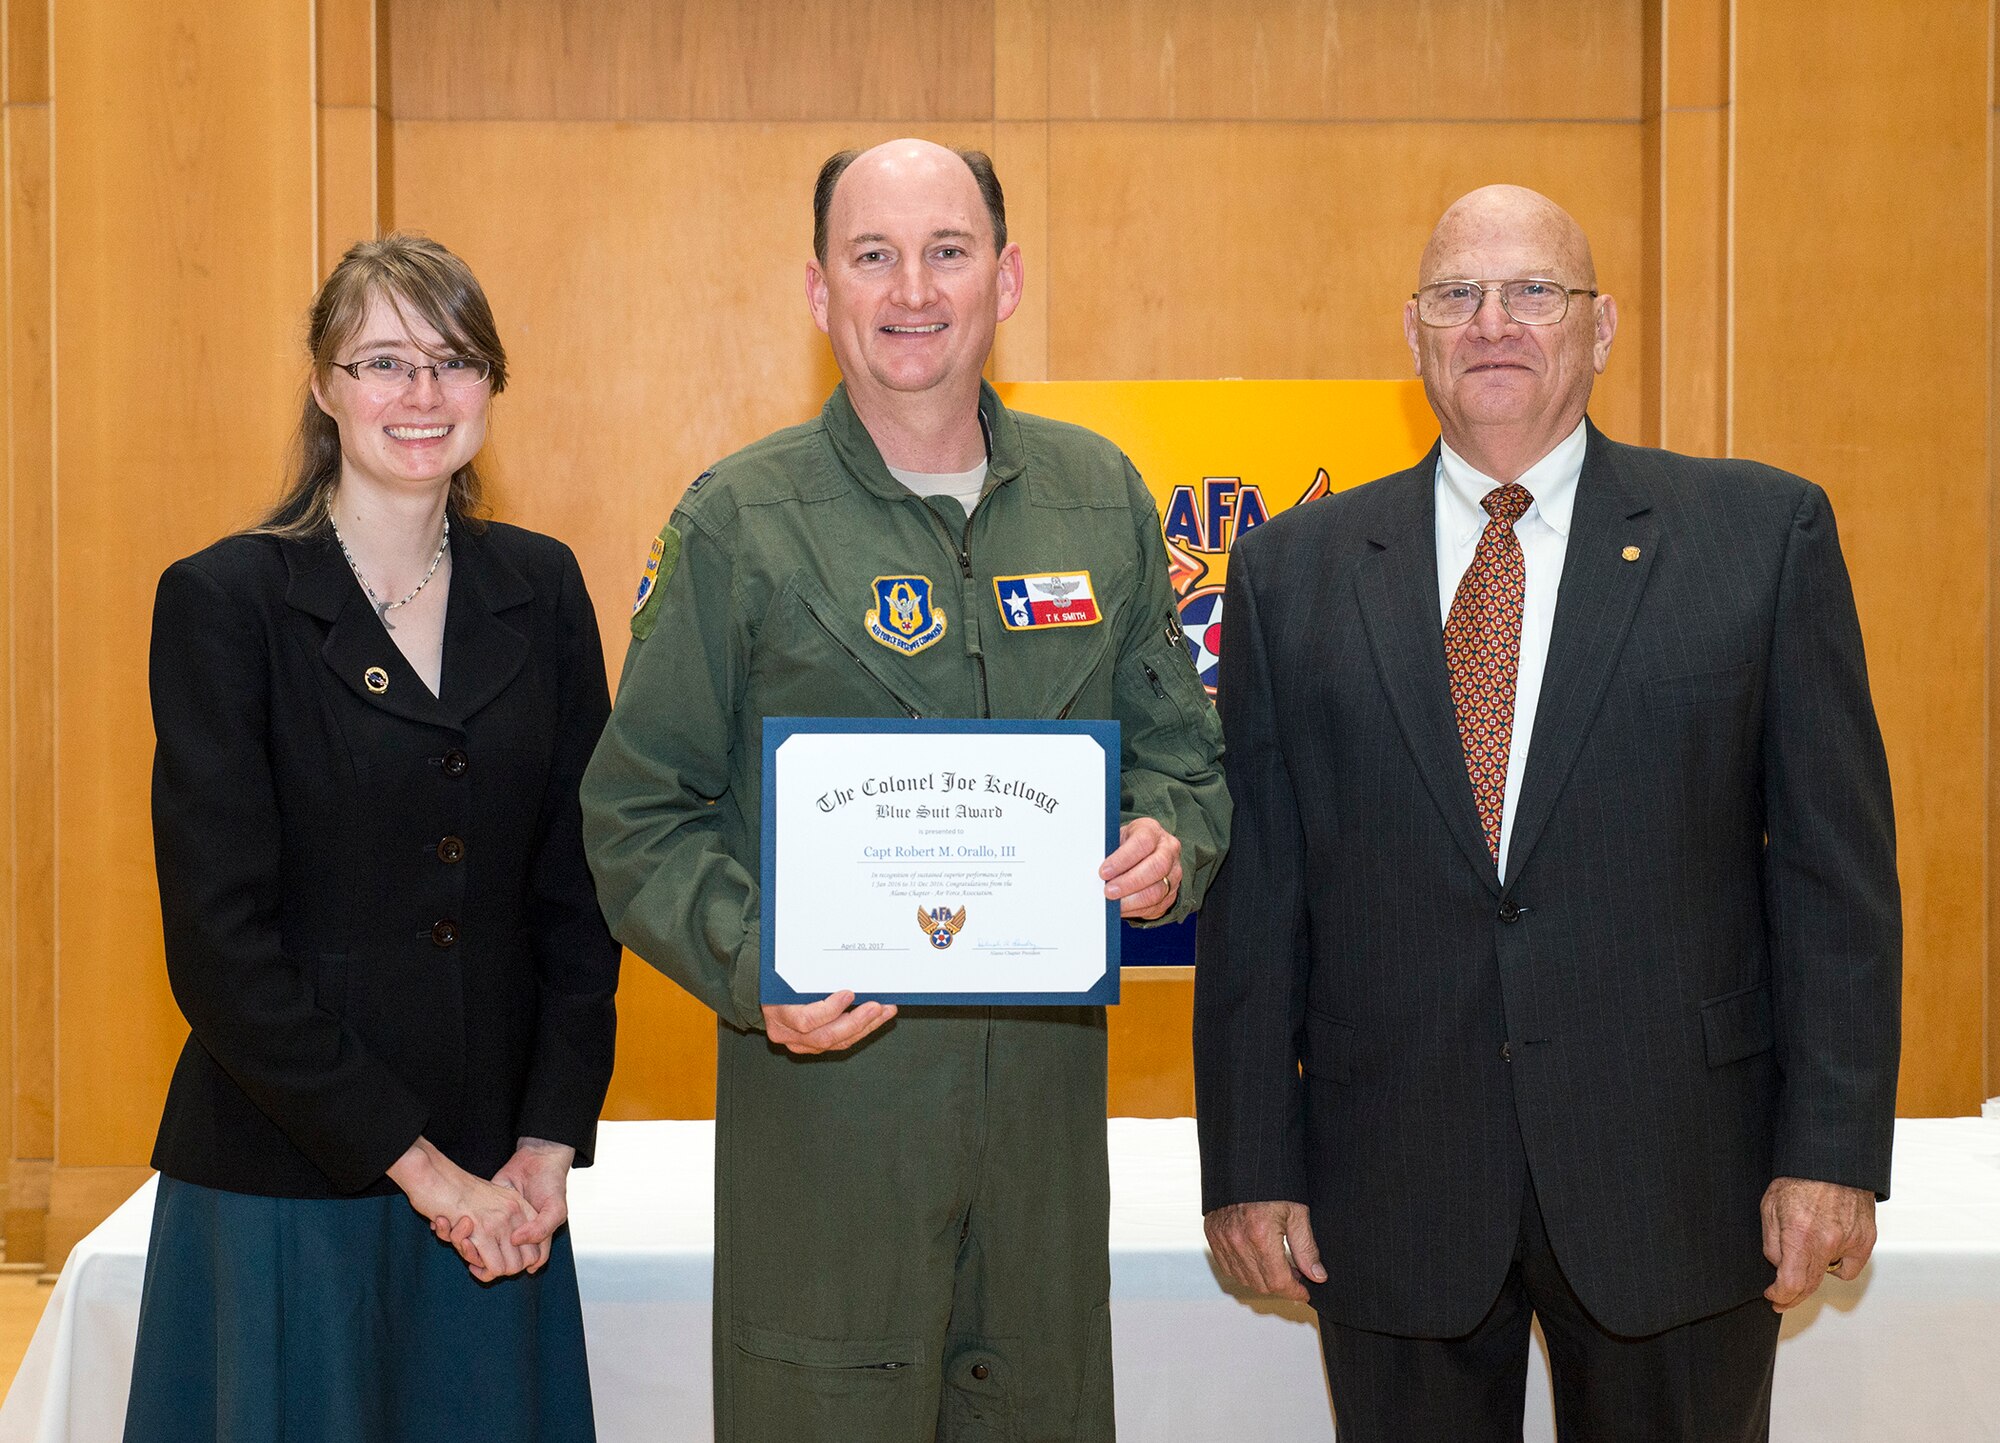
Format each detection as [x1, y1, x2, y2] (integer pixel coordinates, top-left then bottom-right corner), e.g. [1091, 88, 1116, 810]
[1763, 483, 1902, 1196]
[150, 557, 431, 1192]
[511, 545, 621, 1166]
[1193, 535, 1312, 1212]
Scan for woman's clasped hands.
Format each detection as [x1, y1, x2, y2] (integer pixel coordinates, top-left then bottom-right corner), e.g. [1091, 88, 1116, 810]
[388, 1135, 575, 1282]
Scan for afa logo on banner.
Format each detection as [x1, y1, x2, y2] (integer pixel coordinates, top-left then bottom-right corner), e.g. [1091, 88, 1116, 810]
[996, 380, 1434, 699]
[1163, 471, 1326, 693]
[993, 380, 1433, 968]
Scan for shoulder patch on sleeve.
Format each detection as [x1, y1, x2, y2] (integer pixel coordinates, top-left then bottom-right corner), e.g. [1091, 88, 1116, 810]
[630, 523, 681, 641]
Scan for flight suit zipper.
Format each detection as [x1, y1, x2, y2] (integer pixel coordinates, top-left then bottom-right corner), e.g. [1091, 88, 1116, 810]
[918, 499, 991, 718]
[799, 597, 922, 719]
[1057, 673, 1091, 720]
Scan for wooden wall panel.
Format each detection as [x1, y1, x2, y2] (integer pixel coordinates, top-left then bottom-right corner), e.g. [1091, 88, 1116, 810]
[317, 0, 381, 273]
[1643, 0, 1730, 456]
[1991, 4, 2000, 1105]
[51, 0, 318, 1170]
[0, 0, 19, 1213]
[1664, 0, 1729, 111]
[989, 121, 1049, 382]
[318, 0, 375, 108]
[5, 93, 54, 1261]
[1734, 0, 1987, 1115]
[319, 105, 380, 273]
[1042, 121, 1646, 445]
[388, 0, 995, 122]
[1653, 107, 1727, 454]
[1049, 0, 1643, 120]
[994, 0, 1049, 120]
[5, 0, 47, 105]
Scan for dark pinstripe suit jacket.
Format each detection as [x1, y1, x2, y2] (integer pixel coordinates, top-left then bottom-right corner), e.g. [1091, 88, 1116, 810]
[1192, 421, 1901, 1339]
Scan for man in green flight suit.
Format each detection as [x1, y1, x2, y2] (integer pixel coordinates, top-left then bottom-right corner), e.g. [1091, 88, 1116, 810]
[581, 139, 1229, 1442]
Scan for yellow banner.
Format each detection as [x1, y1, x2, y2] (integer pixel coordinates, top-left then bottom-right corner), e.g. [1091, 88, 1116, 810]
[996, 380, 1435, 692]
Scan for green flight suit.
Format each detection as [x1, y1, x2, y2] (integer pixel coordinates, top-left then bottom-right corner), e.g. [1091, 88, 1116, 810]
[581, 381, 1229, 1442]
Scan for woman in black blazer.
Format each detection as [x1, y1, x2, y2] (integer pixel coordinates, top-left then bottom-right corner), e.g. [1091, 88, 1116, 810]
[125, 234, 619, 1443]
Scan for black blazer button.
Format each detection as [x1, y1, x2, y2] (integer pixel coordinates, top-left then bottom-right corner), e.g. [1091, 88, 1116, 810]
[1498, 899, 1522, 923]
[437, 835, 465, 864]
[442, 749, 469, 777]
[1501, 1041, 1513, 1063]
[431, 919, 459, 948]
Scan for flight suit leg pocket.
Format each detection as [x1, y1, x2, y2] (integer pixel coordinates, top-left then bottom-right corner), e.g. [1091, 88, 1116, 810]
[939, 1336, 1017, 1443]
[730, 1323, 927, 1441]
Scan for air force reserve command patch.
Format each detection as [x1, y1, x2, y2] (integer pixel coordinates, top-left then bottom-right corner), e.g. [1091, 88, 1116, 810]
[630, 522, 681, 642]
[866, 575, 947, 655]
[993, 571, 1102, 631]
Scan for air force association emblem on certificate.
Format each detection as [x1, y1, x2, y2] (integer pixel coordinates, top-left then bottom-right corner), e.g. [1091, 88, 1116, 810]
[918, 904, 967, 949]
[866, 575, 947, 655]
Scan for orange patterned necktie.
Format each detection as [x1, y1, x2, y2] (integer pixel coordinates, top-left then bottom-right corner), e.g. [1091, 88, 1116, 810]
[1444, 483, 1535, 863]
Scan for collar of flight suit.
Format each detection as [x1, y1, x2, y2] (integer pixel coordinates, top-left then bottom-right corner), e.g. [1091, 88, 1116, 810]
[820, 379, 1030, 505]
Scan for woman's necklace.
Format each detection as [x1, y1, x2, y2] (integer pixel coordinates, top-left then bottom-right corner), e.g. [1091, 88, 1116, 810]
[330, 512, 450, 632]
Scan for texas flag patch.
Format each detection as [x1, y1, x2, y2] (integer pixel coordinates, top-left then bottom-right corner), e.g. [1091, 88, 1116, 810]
[993, 571, 1103, 630]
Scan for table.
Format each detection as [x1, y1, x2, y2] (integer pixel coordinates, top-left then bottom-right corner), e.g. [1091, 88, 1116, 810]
[4, 1118, 1998, 1441]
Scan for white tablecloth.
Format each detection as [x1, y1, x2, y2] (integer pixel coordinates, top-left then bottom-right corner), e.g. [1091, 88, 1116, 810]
[4, 1118, 1998, 1441]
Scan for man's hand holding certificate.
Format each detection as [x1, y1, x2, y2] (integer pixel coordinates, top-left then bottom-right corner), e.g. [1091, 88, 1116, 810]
[760, 719, 1122, 1012]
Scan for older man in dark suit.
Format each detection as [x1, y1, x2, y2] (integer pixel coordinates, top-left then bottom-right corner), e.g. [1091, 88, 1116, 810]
[1192, 185, 1901, 1442]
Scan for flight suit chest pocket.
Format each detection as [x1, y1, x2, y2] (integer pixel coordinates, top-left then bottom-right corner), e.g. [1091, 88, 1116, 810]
[1301, 1011, 1355, 1084]
[1701, 980, 1773, 1067]
[766, 572, 936, 720]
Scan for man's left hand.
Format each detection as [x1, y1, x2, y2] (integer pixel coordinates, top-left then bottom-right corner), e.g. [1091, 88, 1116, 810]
[1101, 817, 1182, 920]
[1761, 1175, 1877, 1311]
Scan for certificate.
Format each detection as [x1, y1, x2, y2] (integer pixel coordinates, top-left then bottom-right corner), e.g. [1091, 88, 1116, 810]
[760, 718, 1121, 1005]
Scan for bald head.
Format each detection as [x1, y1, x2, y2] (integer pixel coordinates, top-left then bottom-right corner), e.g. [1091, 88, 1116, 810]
[813, 140, 1007, 262]
[1419, 185, 1595, 290]
[1402, 184, 1617, 483]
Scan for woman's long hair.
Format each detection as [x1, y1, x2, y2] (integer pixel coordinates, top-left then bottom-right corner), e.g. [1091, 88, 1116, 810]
[253, 232, 509, 538]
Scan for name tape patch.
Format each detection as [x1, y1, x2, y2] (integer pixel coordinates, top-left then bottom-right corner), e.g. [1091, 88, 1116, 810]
[993, 571, 1102, 631]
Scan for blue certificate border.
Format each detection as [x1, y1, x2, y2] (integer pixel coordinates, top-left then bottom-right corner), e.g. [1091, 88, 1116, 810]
[760, 717, 1122, 1007]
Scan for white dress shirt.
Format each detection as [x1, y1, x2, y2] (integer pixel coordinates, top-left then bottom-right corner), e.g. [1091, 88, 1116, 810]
[1434, 420, 1587, 880]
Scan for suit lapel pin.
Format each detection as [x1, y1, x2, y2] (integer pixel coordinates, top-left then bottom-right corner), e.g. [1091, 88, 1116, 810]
[364, 665, 390, 694]
[1621, 545, 1641, 562]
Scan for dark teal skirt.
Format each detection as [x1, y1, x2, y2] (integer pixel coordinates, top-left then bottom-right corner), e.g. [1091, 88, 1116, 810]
[123, 1176, 597, 1443]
